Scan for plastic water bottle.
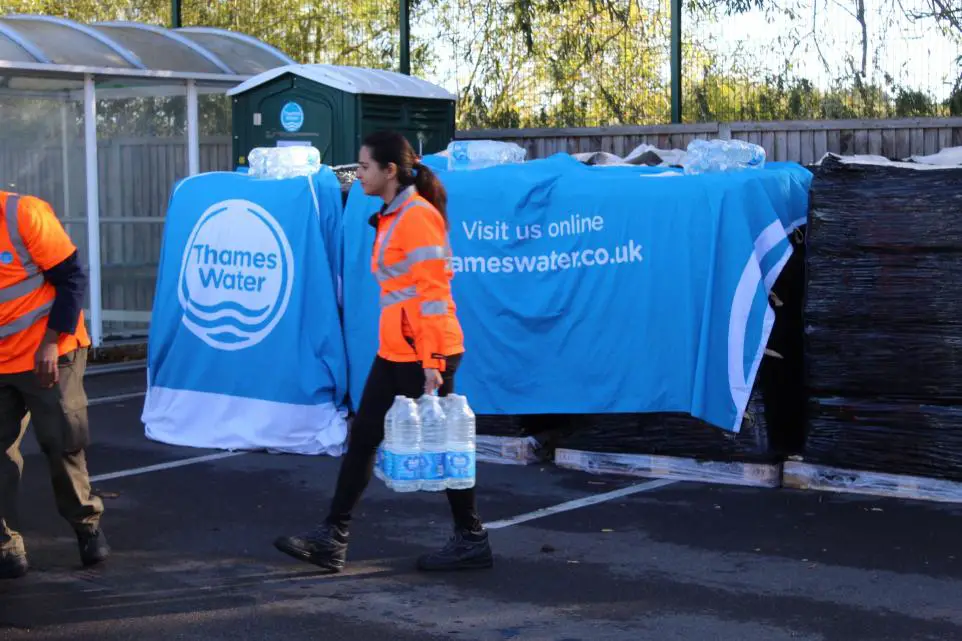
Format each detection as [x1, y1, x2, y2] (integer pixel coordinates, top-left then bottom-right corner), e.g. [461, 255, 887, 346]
[682, 139, 766, 175]
[383, 396, 422, 492]
[446, 140, 526, 171]
[248, 146, 321, 179]
[376, 404, 398, 487]
[374, 443, 388, 483]
[440, 394, 476, 490]
[417, 394, 447, 492]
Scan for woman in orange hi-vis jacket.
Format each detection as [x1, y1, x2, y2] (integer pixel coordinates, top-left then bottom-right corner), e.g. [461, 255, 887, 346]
[274, 131, 493, 573]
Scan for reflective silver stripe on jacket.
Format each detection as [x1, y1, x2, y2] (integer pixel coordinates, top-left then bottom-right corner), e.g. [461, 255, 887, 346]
[0, 273, 44, 304]
[420, 300, 447, 316]
[0, 300, 52, 338]
[4, 195, 39, 277]
[380, 286, 417, 308]
[0, 194, 51, 334]
[375, 244, 447, 283]
[375, 201, 418, 274]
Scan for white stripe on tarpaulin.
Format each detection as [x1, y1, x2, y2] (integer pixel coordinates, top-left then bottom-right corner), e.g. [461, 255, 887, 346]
[485, 478, 677, 530]
[90, 451, 247, 483]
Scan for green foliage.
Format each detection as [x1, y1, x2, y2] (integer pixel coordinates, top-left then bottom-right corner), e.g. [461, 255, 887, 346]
[6, 0, 167, 22]
[3, 0, 961, 129]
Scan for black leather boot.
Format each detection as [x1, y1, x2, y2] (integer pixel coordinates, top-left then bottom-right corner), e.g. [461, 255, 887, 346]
[274, 523, 349, 572]
[0, 550, 28, 579]
[78, 528, 110, 567]
[417, 528, 493, 571]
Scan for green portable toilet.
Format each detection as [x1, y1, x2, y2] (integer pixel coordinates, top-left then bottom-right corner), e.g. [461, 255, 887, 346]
[226, 64, 457, 169]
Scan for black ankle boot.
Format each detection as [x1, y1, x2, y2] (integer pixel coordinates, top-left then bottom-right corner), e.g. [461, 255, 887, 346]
[417, 527, 494, 571]
[274, 523, 349, 572]
[78, 528, 110, 567]
[0, 550, 28, 579]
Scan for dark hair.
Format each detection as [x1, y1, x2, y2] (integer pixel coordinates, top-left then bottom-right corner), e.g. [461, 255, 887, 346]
[362, 130, 447, 223]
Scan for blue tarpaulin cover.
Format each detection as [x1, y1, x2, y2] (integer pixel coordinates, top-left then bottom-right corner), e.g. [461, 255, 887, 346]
[342, 154, 811, 432]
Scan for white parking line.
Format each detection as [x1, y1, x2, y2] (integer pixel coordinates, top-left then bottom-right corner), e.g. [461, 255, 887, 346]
[485, 478, 678, 529]
[90, 452, 247, 483]
[89, 391, 146, 406]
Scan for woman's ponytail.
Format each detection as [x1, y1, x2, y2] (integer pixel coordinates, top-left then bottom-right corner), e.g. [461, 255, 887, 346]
[413, 162, 448, 225]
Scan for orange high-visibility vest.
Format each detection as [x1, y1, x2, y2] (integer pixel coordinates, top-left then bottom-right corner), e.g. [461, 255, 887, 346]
[372, 186, 464, 371]
[0, 192, 90, 374]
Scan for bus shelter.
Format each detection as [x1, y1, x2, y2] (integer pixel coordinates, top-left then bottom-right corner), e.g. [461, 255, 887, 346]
[0, 14, 294, 345]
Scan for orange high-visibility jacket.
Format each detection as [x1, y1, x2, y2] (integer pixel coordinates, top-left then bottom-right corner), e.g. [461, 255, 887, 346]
[0, 192, 90, 374]
[372, 185, 464, 371]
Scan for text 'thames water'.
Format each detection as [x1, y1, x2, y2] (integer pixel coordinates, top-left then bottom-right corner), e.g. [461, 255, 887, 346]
[177, 198, 295, 351]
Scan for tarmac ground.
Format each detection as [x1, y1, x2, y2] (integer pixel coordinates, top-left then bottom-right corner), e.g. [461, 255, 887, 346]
[2, 369, 961, 641]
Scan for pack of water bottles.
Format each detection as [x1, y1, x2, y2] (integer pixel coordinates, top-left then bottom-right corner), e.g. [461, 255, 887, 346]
[682, 139, 766, 175]
[445, 140, 527, 171]
[375, 394, 477, 492]
[248, 146, 322, 179]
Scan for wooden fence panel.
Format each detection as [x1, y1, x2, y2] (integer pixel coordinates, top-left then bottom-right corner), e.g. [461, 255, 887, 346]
[457, 118, 962, 163]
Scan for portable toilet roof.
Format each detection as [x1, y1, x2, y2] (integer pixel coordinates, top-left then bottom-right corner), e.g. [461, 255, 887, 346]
[226, 63, 456, 101]
[227, 63, 457, 169]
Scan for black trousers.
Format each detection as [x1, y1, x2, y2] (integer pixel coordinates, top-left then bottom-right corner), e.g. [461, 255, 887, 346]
[326, 354, 482, 532]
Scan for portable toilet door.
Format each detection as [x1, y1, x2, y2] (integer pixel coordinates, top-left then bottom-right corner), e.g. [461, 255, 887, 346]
[227, 64, 457, 169]
[228, 72, 345, 167]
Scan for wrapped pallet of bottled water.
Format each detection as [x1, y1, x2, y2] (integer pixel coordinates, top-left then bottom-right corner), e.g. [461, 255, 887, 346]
[682, 139, 766, 175]
[447, 140, 526, 171]
[376, 393, 477, 492]
[248, 146, 322, 179]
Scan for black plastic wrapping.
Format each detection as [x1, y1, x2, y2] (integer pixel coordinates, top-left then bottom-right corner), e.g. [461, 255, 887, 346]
[806, 159, 962, 254]
[806, 254, 962, 328]
[476, 415, 529, 437]
[554, 390, 774, 463]
[805, 325, 962, 402]
[476, 414, 576, 438]
[806, 397, 962, 482]
[761, 226, 808, 455]
[803, 154, 962, 480]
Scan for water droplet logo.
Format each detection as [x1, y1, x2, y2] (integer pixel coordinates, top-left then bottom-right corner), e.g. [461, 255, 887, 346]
[0, 251, 12, 264]
[449, 453, 470, 470]
[280, 101, 304, 133]
[177, 199, 294, 351]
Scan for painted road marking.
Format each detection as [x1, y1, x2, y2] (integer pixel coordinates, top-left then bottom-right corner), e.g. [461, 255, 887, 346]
[85, 361, 146, 377]
[90, 452, 247, 483]
[486, 478, 678, 529]
[89, 391, 146, 406]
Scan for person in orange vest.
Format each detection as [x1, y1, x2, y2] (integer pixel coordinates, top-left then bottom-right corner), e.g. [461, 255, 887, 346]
[0, 192, 109, 579]
[274, 130, 493, 572]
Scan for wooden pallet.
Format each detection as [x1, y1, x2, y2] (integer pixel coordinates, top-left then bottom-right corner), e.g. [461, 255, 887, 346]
[782, 459, 962, 504]
[555, 448, 782, 488]
[477, 435, 544, 466]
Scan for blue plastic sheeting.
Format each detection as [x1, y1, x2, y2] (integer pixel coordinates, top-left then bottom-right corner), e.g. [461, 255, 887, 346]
[342, 154, 812, 433]
[143, 169, 349, 455]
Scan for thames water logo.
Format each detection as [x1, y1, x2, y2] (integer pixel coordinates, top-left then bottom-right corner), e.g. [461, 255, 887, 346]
[177, 199, 295, 351]
[280, 101, 304, 133]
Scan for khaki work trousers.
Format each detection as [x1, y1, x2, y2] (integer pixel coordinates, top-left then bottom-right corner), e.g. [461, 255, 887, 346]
[0, 348, 103, 555]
